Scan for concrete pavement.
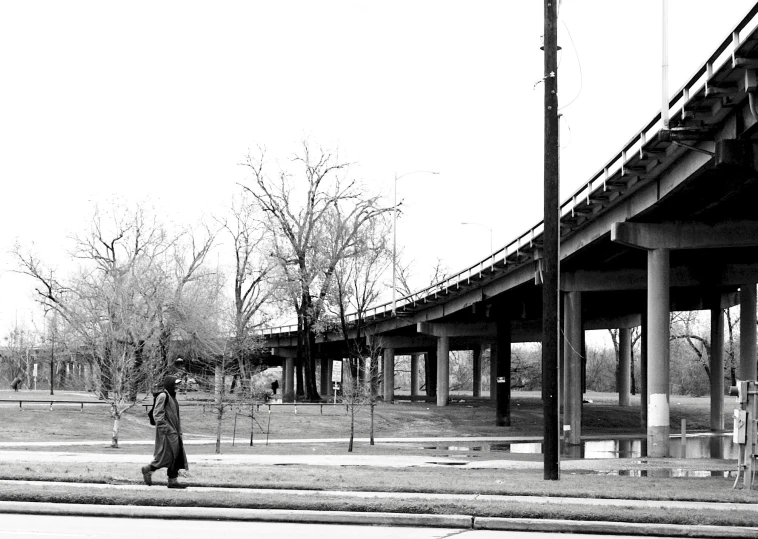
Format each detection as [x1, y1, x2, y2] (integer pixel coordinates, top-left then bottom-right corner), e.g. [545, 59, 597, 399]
[1, 497, 757, 538]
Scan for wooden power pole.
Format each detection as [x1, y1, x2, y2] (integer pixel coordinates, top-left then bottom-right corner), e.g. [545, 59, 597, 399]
[542, 0, 560, 480]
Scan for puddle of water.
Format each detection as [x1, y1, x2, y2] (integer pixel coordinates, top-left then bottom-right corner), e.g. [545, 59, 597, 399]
[568, 469, 735, 478]
[421, 434, 738, 459]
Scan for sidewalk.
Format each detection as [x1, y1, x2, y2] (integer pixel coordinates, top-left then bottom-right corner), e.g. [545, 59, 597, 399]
[1, 486, 757, 538]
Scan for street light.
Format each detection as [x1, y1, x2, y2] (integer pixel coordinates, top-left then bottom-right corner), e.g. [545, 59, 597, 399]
[392, 170, 439, 315]
[461, 221, 493, 265]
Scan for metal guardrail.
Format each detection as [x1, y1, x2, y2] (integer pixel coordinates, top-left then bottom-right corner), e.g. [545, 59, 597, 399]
[1, 400, 113, 412]
[260, 3, 758, 338]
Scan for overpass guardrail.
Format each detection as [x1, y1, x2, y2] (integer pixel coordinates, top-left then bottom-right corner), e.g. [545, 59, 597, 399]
[260, 3, 758, 338]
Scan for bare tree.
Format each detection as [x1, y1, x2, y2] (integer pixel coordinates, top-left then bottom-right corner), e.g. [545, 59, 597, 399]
[12, 204, 203, 447]
[240, 142, 392, 402]
[219, 196, 274, 393]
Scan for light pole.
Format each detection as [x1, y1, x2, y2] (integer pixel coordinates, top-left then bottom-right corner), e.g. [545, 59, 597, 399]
[392, 170, 439, 315]
[461, 221, 493, 264]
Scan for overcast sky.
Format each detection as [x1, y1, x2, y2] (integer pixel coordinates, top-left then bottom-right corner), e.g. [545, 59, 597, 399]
[1, 1, 756, 336]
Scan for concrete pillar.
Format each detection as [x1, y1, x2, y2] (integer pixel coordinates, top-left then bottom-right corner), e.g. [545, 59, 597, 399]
[426, 348, 437, 397]
[383, 348, 395, 403]
[563, 291, 582, 445]
[437, 336, 449, 406]
[489, 343, 497, 402]
[327, 359, 334, 402]
[640, 310, 648, 430]
[619, 328, 631, 406]
[284, 357, 295, 402]
[711, 307, 724, 431]
[495, 321, 511, 426]
[410, 353, 419, 397]
[647, 248, 670, 457]
[740, 284, 757, 381]
[320, 357, 329, 397]
[472, 344, 482, 397]
[370, 353, 379, 398]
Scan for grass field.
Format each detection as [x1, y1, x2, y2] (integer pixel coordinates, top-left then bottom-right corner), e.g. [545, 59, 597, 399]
[1, 388, 756, 528]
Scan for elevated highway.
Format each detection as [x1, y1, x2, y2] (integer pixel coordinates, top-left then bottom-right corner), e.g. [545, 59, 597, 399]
[263, 4, 758, 457]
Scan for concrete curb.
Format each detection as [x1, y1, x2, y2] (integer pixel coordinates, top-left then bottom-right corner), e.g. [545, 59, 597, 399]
[1, 500, 756, 537]
[475, 517, 758, 539]
[0, 501, 472, 529]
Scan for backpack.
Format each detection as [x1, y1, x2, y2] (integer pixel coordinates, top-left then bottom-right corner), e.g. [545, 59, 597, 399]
[147, 390, 166, 426]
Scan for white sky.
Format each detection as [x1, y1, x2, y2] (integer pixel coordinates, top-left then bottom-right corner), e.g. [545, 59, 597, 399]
[1, 0, 756, 337]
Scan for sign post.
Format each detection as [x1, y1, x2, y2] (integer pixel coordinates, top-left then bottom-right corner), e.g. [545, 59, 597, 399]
[332, 360, 343, 404]
[33, 363, 38, 391]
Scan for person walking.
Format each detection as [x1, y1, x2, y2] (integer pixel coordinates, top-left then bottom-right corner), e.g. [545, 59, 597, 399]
[10, 376, 23, 391]
[141, 375, 188, 488]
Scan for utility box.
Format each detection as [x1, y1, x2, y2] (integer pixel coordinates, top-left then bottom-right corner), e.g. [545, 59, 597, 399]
[733, 380, 758, 489]
[734, 409, 747, 444]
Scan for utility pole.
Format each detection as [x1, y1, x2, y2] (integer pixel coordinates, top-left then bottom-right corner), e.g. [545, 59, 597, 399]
[542, 0, 560, 481]
[50, 271, 55, 396]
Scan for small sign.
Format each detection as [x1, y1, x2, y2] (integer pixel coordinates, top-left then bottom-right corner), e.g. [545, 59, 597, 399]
[332, 360, 343, 382]
[33, 363, 38, 377]
[497, 376, 506, 383]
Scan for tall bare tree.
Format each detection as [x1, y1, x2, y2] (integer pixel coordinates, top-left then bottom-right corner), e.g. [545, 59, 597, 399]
[12, 204, 219, 447]
[240, 142, 392, 401]
[219, 196, 274, 391]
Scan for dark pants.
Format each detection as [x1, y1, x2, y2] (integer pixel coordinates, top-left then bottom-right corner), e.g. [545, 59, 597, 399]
[149, 461, 182, 479]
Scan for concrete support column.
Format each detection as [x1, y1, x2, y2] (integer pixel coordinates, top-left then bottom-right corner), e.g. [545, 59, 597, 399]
[383, 348, 395, 403]
[489, 343, 497, 402]
[619, 328, 631, 407]
[495, 321, 511, 426]
[426, 348, 437, 397]
[563, 291, 583, 445]
[410, 354, 419, 397]
[370, 353, 379, 398]
[740, 284, 757, 381]
[711, 307, 725, 431]
[327, 359, 335, 402]
[640, 310, 648, 430]
[284, 357, 295, 403]
[647, 248, 670, 457]
[472, 344, 482, 397]
[320, 357, 329, 397]
[437, 336, 450, 407]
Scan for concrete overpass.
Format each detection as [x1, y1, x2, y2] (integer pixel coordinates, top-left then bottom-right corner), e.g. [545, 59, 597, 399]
[263, 4, 758, 457]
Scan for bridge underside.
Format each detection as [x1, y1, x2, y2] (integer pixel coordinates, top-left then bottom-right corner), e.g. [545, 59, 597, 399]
[264, 7, 758, 458]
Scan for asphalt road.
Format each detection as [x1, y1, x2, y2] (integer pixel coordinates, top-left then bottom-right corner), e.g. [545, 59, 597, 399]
[0, 513, 687, 539]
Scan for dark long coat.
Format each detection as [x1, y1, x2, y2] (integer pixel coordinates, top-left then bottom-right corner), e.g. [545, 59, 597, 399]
[150, 391, 188, 471]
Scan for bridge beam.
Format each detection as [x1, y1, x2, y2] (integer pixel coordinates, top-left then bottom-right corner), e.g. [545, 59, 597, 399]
[417, 322, 495, 338]
[373, 335, 437, 351]
[611, 220, 758, 251]
[562, 264, 758, 293]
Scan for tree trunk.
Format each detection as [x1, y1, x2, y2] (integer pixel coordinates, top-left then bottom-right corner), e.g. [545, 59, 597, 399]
[370, 402, 375, 446]
[111, 410, 120, 448]
[348, 406, 355, 452]
[214, 362, 224, 454]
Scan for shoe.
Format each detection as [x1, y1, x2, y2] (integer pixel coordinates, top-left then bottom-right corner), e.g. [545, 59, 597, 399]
[140, 466, 153, 486]
[167, 477, 187, 489]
